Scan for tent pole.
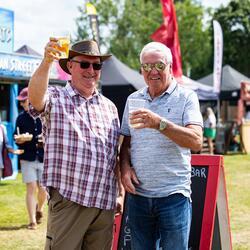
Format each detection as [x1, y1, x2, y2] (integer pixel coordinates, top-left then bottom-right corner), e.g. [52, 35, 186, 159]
[217, 97, 221, 123]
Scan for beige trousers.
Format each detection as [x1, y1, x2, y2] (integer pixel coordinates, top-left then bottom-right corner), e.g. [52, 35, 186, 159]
[45, 188, 115, 250]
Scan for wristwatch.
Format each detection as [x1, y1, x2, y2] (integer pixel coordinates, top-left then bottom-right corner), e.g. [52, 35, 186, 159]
[159, 118, 168, 131]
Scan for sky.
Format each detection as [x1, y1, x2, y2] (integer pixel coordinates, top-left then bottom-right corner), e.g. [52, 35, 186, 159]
[0, 0, 230, 55]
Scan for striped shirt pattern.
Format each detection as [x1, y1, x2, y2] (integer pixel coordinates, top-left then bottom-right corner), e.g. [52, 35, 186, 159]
[30, 83, 120, 210]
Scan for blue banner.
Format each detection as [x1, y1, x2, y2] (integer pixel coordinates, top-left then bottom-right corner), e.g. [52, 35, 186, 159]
[9, 84, 19, 178]
[0, 51, 41, 77]
[0, 7, 14, 53]
[0, 52, 59, 79]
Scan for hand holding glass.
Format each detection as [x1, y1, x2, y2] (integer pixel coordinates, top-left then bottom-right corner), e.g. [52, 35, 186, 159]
[128, 99, 146, 128]
[50, 33, 70, 59]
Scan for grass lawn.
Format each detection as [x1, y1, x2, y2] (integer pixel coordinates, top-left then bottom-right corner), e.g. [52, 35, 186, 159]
[0, 174, 47, 250]
[223, 154, 250, 250]
[0, 154, 249, 249]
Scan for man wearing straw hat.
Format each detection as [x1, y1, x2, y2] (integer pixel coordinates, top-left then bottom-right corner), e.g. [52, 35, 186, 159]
[28, 40, 120, 250]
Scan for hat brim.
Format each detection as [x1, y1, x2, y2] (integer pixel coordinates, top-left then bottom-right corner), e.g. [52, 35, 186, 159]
[59, 50, 112, 75]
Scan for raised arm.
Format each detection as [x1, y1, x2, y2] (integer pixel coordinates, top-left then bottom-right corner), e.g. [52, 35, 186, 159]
[28, 40, 61, 112]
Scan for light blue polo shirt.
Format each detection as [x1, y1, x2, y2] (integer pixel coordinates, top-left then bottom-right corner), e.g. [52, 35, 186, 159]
[121, 81, 203, 198]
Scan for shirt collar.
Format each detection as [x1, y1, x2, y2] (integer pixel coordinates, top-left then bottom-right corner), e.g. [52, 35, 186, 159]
[65, 81, 100, 99]
[166, 79, 177, 95]
[138, 78, 177, 100]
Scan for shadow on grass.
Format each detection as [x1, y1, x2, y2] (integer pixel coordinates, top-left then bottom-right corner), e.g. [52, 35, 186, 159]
[0, 182, 12, 186]
[0, 224, 27, 231]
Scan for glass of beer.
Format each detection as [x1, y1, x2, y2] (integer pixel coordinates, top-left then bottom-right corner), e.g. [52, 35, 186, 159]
[50, 33, 70, 59]
[128, 99, 146, 128]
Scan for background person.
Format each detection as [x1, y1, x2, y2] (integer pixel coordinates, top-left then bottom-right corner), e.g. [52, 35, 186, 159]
[203, 107, 216, 154]
[28, 39, 121, 250]
[120, 42, 203, 250]
[0, 118, 23, 179]
[14, 87, 47, 230]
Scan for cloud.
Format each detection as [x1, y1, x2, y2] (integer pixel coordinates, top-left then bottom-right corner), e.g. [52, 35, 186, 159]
[1, 0, 230, 55]
[0, 0, 84, 54]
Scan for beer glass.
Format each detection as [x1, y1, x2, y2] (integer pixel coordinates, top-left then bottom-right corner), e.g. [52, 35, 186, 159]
[50, 33, 70, 59]
[128, 99, 146, 128]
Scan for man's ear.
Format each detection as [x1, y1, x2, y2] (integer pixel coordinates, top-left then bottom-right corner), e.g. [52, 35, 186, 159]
[168, 63, 172, 73]
[67, 61, 72, 73]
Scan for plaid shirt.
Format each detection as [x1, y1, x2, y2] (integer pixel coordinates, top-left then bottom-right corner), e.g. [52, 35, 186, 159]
[30, 83, 120, 210]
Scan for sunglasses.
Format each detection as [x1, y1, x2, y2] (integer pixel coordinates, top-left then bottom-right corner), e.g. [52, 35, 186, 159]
[141, 62, 167, 72]
[71, 60, 102, 70]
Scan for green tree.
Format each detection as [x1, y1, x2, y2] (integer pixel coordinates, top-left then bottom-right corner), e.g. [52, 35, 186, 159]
[75, 1, 212, 78]
[76, 0, 162, 70]
[75, 0, 120, 48]
[109, 0, 162, 70]
[212, 0, 250, 76]
[175, 0, 212, 79]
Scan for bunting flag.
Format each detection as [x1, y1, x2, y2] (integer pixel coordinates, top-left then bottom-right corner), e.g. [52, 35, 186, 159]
[151, 0, 183, 78]
[213, 20, 223, 93]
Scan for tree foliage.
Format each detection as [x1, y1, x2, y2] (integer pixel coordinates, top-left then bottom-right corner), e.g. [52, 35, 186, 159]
[175, 0, 212, 78]
[75, 0, 249, 79]
[75, 0, 120, 48]
[109, 0, 163, 69]
[212, 0, 250, 76]
[76, 0, 162, 70]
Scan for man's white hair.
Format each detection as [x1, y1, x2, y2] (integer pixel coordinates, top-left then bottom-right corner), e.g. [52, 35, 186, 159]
[139, 42, 173, 64]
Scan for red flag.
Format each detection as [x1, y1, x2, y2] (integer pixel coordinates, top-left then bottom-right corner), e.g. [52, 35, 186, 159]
[151, 0, 183, 78]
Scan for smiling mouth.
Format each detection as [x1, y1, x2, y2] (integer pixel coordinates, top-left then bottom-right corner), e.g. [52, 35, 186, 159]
[83, 75, 95, 80]
[150, 77, 161, 80]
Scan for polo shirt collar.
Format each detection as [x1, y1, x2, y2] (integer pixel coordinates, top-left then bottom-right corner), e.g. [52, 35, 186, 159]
[138, 78, 177, 100]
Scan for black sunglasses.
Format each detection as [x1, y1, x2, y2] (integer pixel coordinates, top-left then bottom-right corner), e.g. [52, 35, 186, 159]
[70, 60, 102, 70]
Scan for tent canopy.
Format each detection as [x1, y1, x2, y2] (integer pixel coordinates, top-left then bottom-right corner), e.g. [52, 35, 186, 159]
[15, 45, 41, 57]
[198, 65, 250, 100]
[101, 55, 146, 89]
[101, 55, 217, 101]
[181, 76, 218, 100]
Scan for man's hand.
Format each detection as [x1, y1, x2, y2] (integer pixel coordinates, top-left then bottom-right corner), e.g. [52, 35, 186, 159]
[130, 109, 161, 130]
[8, 148, 24, 155]
[44, 38, 62, 63]
[121, 166, 139, 194]
[14, 133, 32, 144]
[115, 195, 124, 215]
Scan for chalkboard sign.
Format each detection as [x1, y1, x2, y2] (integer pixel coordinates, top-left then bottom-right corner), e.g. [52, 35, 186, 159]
[189, 165, 209, 249]
[113, 155, 232, 250]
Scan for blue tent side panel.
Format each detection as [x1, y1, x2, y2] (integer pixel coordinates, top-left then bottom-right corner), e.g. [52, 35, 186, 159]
[2, 84, 19, 180]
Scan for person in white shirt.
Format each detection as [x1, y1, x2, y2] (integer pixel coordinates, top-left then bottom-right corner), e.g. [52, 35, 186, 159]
[203, 107, 216, 154]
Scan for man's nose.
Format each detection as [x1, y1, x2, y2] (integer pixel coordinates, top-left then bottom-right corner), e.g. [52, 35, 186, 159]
[150, 66, 158, 73]
[86, 64, 95, 72]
